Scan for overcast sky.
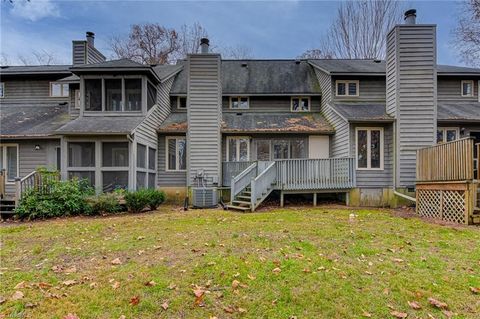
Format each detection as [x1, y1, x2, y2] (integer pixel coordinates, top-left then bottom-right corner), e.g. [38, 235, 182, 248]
[0, 0, 468, 66]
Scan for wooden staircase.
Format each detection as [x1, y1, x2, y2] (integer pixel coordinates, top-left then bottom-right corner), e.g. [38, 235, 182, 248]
[228, 187, 253, 212]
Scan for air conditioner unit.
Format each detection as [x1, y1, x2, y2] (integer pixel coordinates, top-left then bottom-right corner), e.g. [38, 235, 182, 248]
[192, 187, 218, 208]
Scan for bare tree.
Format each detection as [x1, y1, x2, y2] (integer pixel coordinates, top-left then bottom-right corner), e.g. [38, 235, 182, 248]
[110, 23, 179, 64]
[220, 45, 253, 59]
[175, 22, 209, 58]
[302, 0, 403, 59]
[0, 53, 10, 66]
[298, 49, 333, 59]
[16, 50, 60, 65]
[453, 0, 480, 67]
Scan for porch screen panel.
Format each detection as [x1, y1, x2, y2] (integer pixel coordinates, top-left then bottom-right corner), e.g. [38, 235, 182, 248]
[125, 79, 142, 111]
[103, 171, 128, 192]
[68, 171, 95, 187]
[84, 79, 102, 111]
[68, 142, 95, 167]
[290, 139, 306, 159]
[256, 140, 270, 161]
[137, 144, 146, 168]
[6, 146, 17, 181]
[102, 142, 128, 167]
[147, 82, 157, 110]
[105, 79, 122, 111]
[136, 172, 146, 189]
[148, 173, 156, 189]
[273, 140, 289, 159]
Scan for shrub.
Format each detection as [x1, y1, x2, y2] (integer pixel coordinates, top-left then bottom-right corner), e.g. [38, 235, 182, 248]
[86, 193, 122, 215]
[124, 189, 150, 213]
[144, 189, 166, 210]
[15, 178, 94, 220]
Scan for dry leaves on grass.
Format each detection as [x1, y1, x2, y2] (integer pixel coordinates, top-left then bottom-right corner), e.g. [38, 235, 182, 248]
[111, 258, 122, 265]
[11, 291, 24, 301]
[130, 296, 140, 306]
[408, 301, 422, 310]
[428, 297, 448, 309]
[390, 310, 408, 318]
[470, 286, 480, 294]
[63, 314, 79, 319]
[193, 287, 206, 307]
[161, 301, 169, 310]
[144, 280, 156, 287]
[62, 280, 77, 287]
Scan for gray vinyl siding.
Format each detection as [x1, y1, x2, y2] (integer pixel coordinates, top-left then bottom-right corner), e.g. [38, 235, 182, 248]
[186, 54, 222, 186]
[437, 77, 479, 102]
[332, 76, 386, 102]
[387, 25, 437, 187]
[134, 76, 175, 146]
[222, 96, 321, 113]
[72, 41, 87, 65]
[350, 124, 393, 188]
[386, 31, 398, 117]
[87, 46, 106, 64]
[3, 139, 60, 195]
[157, 135, 187, 187]
[0, 80, 70, 107]
[313, 68, 349, 157]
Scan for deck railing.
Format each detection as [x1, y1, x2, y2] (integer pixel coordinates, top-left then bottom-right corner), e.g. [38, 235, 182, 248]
[416, 137, 474, 182]
[275, 158, 356, 190]
[222, 161, 255, 186]
[14, 170, 60, 204]
[230, 162, 257, 203]
[0, 169, 6, 199]
[251, 161, 277, 210]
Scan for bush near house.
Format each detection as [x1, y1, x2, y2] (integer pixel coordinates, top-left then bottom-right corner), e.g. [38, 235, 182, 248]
[15, 178, 94, 220]
[85, 193, 123, 215]
[124, 189, 166, 213]
[145, 188, 167, 210]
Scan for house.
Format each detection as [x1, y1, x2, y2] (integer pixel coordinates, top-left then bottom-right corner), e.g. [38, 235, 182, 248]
[1, 10, 479, 213]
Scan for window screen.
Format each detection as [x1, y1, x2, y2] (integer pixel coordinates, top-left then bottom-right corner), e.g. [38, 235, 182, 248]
[68, 142, 95, 167]
[84, 79, 102, 111]
[125, 79, 142, 111]
[103, 142, 128, 167]
[137, 144, 146, 168]
[103, 171, 128, 192]
[105, 79, 122, 111]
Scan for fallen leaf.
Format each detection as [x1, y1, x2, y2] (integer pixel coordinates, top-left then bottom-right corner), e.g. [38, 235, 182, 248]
[442, 310, 454, 318]
[193, 288, 205, 306]
[272, 267, 281, 273]
[0, 296, 6, 304]
[232, 280, 240, 289]
[144, 280, 156, 287]
[11, 291, 24, 301]
[168, 283, 177, 290]
[14, 281, 27, 289]
[223, 306, 235, 313]
[238, 307, 247, 313]
[391, 310, 408, 318]
[130, 296, 140, 306]
[247, 274, 256, 280]
[408, 301, 422, 310]
[111, 258, 122, 265]
[137, 236, 145, 240]
[393, 258, 404, 263]
[428, 297, 448, 309]
[119, 316, 126, 319]
[470, 286, 480, 294]
[111, 281, 120, 289]
[65, 266, 77, 274]
[89, 282, 97, 289]
[37, 282, 52, 289]
[362, 311, 372, 317]
[303, 268, 311, 273]
[62, 280, 77, 286]
[25, 302, 37, 308]
[207, 261, 216, 266]
[161, 301, 169, 310]
[63, 314, 79, 319]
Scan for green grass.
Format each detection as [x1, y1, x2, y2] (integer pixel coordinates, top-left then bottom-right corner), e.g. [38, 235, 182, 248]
[1, 206, 479, 318]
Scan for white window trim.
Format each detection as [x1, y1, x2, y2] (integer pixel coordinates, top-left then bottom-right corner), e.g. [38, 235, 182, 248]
[49, 82, 69, 97]
[165, 136, 187, 172]
[461, 80, 474, 97]
[226, 136, 251, 162]
[290, 96, 311, 112]
[436, 127, 460, 144]
[229, 96, 250, 109]
[177, 96, 187, 109]
[0, 144, 19, 184]
[355, 127, 384, 171]
[335, 80, 360, 97]
[0, 82, 4, 98]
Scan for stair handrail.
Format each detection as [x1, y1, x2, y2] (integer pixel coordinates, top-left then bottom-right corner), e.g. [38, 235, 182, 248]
[231, 162, 257, 203]
[251, 161, 277, 211]
[0, 169, 6, 199]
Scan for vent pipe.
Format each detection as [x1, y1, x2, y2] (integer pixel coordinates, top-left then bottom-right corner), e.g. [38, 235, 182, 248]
[86, 31, 95, 47]
[200, 38, 209, 53]
[404, 9, 416, 25]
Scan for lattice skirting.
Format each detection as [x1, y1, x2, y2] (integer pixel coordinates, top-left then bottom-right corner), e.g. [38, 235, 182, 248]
[417, 189, 466, 224]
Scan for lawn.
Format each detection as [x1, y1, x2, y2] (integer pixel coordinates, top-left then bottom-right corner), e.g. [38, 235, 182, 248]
[0, 206, 479, 319]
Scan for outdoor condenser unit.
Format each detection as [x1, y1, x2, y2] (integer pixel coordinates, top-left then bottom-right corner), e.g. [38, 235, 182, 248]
[191, 187, 218, 208]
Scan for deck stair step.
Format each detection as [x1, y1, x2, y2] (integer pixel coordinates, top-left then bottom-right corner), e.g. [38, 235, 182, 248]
[0, 198, 17, 219]
[227, 205, 251, 211]
[232, 200, 251, 206]
[236, 195, 251, 200]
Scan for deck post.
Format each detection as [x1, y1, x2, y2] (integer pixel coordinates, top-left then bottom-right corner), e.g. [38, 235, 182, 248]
[313, 193, 317, 206]
[14, 177, 21, 207]
[280, 191, 284, 208]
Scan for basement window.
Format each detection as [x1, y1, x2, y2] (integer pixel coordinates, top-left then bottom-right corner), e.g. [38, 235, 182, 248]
[356, 128, 384, 170]
[336, 80, 359, 97]
[291, 97, 310, 112]
[461, 80, 474, 97]
[230, 97, 249, 109]
[50, 82, 69, 97]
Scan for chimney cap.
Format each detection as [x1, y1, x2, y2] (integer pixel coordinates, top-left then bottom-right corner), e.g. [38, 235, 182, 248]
[404, 9, 416, 19]
[86, 31, 95, 37]
[200, 38, 209, 46]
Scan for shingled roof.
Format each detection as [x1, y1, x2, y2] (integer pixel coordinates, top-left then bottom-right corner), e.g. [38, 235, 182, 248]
[0, 105, 70, 137]
[309, 60, 386, 75]
[437, 102, 480, 122]
[171, 60, 321, 95]
[331, 103, 394, 122]
[0, 65, 72, 76]
[55, 116, 145, 135]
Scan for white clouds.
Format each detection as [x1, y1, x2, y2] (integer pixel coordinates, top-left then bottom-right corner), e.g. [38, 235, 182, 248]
[10, 0, 60, 22]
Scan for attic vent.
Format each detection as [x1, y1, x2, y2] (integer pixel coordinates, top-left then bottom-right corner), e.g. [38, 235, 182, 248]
[241, 62, 248, 67]
[373, 59, 381, 63]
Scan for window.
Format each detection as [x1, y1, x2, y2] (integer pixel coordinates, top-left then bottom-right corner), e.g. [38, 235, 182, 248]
[461, 80, 474, 97]
[177, 97, 187, 109]
[254, 139, 307, 160]
[50, 82, 69, 97]
[230, 97, 249, 109]
[256, 140, 270, 161]
[437, 127, 459, 144]
[166, 137, 186, 171]
[74, 89, 81, 109]
[227, 137, 250, 162]
[56, 147, 61, 171]
[137, 144, 146, 168]
[102, 142, 129, 192]
[84, 79, 102, 111]
[136, 143, 156, 189]
[84, 77, 143, 112]
[336, 80, 359, 97]
[147, 81, 157, 110]
[0, 144, 19, 182]
[273, 140, 289, 159]
[356, 128, 384, 170]
[0, 82, 4, 98]
[291, 97, 310, 112]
